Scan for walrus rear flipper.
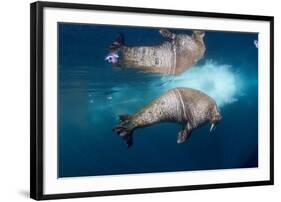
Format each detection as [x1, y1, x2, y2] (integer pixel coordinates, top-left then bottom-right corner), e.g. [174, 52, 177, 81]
[113, 114, 134, 148]
[109, 33, 125, 51]
[122, 132, 133, 148]
[112, 125, 133, 148]
[119, 114, 131, 122]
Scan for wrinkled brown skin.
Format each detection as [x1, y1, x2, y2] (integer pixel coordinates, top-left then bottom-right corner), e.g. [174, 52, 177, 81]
[113, 87, 221, 147]
[117, 29, 205, 75]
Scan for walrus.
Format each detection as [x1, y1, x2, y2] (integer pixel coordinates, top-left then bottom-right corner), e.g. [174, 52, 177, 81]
[105, 29, 205, 75]
[113, 87, 221, 147]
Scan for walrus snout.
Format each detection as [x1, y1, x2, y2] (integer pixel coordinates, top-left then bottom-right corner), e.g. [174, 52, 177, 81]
[193, 30, 205, 36]
[192, 30, 205, 41]
[210, 110, 222, 132]
[212, 111, 222, 124]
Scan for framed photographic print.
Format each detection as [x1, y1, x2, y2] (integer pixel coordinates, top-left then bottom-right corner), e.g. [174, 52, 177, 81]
[30, 1, 274, 200]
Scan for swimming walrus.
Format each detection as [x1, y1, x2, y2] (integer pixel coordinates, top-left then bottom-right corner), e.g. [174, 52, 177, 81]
[113, 87, 221, 147]
[105, 29, 205, 75]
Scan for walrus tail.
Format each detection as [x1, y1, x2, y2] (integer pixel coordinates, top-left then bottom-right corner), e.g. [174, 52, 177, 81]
[109, 33, 125, 51]
[112, 114, 134, 148]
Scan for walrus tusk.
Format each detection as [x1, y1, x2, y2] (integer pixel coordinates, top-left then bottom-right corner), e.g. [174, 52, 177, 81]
[210, 123, 215, 133]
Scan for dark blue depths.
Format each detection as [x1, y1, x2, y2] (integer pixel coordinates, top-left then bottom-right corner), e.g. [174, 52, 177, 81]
[58, 23, 258, 177]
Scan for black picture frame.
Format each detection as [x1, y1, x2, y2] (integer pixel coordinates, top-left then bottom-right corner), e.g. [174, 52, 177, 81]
[30, 1, 274, 200]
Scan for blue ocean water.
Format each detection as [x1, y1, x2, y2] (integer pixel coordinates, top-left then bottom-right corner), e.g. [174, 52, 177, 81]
[58, 23, 258, 178]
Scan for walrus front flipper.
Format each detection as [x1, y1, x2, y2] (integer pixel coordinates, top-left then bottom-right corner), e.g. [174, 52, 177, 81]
[159, 28, 175, 40]
[109, 33, 125, 51]
[177, 123, 192, 144]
